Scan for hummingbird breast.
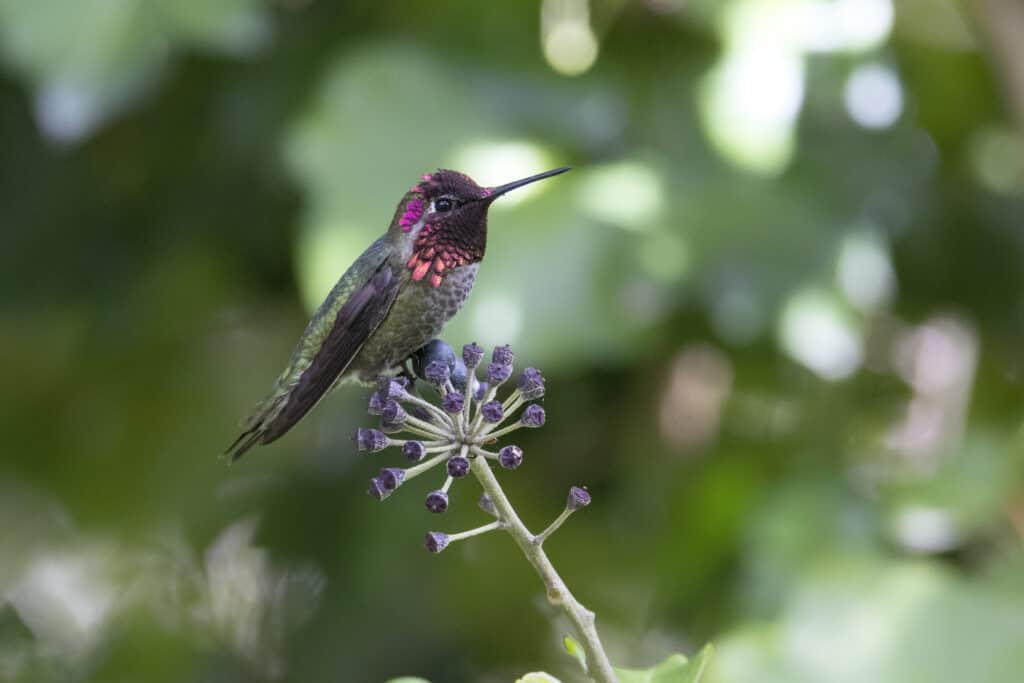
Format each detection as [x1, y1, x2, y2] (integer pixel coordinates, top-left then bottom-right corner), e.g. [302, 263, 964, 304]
[348, 263, 479, 382]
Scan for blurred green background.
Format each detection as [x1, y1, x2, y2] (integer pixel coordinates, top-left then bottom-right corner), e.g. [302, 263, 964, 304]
[2, 0, 1024, 681]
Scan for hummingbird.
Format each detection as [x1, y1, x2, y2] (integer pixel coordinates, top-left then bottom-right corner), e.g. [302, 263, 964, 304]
[226, 166, 571, 460]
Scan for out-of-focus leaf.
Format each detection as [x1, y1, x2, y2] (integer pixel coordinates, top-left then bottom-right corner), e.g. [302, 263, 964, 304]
[562, 634, 587, 673]
[516, 673, 561, 683]
[615, 645, 712, 683]
[0, 0, 271, 141]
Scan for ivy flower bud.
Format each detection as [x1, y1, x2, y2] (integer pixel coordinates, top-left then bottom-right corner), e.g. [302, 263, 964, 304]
[354, 428, 388, 452]
[442, 391, 465, 414]
[478, 493, 497, 516]
[481, 400, 504, 423]
[520, 404, 546, 428]
[413, 340, 456, 381]
[486, 362, 512, 385]
[377, 378, 409, 401]
[380, 400, 408, 432]
[367, 391, 387, 415]
[367, 477, 389, 500]
[425, 531, 449, 553]
[517, 367, 545, 400]
[379, 467, 406, 491]
[462, 342, 484, 368]
[473, 381, 489, 402]
[498, 445, 523, 470]
[447, 455, 470, 478]
[402, 440, 426, 462]
[492, 344, 514, 367]
[425, 490, 449, 514]
[567, 486, 591, 511]
[424, 359, 451, 386]
[450, 357, 469, 392]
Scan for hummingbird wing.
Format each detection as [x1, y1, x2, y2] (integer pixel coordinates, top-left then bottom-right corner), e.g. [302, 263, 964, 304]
[226, 251, 400, 461]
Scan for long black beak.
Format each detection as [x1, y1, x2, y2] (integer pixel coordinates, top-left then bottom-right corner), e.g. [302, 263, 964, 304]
[485, 166, 571, 201]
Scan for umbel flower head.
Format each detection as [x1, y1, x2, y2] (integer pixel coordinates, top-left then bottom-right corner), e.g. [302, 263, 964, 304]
[355, 341, 545, 516]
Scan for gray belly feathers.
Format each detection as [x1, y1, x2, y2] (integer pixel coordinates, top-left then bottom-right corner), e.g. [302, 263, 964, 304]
[350, 264, 479, 381]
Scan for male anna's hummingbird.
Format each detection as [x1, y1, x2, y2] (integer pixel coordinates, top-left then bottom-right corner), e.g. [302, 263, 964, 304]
[226, 166, 570, 460]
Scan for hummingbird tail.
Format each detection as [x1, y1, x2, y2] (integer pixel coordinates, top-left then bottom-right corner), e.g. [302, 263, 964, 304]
[224, 425, 265, 462]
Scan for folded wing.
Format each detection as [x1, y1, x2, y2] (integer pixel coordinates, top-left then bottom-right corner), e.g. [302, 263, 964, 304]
[226, 261, 400, 461]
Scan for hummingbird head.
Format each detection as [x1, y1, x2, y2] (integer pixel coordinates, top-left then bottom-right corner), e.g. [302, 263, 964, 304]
[393, 166, 570, 288]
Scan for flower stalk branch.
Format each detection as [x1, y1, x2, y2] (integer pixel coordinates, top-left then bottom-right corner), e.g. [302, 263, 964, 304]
[469, 457, 616, 683]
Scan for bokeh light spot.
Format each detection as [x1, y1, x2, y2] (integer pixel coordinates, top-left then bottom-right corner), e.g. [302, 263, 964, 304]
[779, 288, 862, 380]
[577, 161, 664, 230]
[968, 126, 1024, 194]
[836, 228, 896, 312]
[699, 46, 804, 175]
[797, 0, 894, 52]
[541, 0, 598, 77]
[844, 63, 903, 130]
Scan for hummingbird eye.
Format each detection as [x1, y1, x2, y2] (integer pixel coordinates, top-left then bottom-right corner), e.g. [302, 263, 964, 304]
[434, 197, 455, 212]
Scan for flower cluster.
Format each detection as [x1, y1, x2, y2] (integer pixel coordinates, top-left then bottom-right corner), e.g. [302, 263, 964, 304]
[353, 341, 588, 554]
[355, 341, 544, 510]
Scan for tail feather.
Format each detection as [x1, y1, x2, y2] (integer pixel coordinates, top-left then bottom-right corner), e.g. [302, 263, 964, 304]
[224, 427, 264, 462]
[224, 392, 289, 462]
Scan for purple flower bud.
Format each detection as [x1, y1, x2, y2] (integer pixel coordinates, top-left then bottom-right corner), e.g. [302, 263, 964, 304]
[367, 477, 390, 500]
[442, 391, 464, 414]
[425, 531, 449, 553]
[354, 428, 388, 452]
[380, 400, 408, 432]
[520, 404, 546, 428]
[412, 339, 456, 381]
[492, 344, 514, 366]
[517, 367, 545, 400]
[486, 362, 512, 385]
[425, 490, 449, 513]
[478, 493, 497, 516]
[473, 381, 489, 402]
[481, 400, 504, 423]
[403, 440, 426, 462]
[462, 342, 485, 368]
[567, 486, 591, 511]
[377, 378, 409, 401]
[498, 445, 523, 469]
[367, 391, 387, 415]
[447, 455, 470, 478]
[451, 357, 469, 392]
[379, 467, 406, 491]
[424, 359, 451, 386]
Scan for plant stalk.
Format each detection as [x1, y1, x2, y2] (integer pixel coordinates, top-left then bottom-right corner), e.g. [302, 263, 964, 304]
[469, 456, 617, 683]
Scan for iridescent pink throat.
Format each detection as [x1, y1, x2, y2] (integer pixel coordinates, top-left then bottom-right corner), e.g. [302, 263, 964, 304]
[406, 221, 482, 288]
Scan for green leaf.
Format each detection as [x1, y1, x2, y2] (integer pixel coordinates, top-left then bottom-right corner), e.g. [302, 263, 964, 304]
[516, 673, 561, 683]
[562, 634, 588, 673]
[615, 644, 713, 683]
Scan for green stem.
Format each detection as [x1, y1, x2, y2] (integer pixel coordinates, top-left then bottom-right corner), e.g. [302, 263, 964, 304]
[469, 457, 617, 683]
[403, 450, 453, 480]
[446, 520, 503, 543]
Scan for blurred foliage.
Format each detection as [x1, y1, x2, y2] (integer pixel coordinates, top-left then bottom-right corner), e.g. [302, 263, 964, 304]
[2, 0, 1024, 682]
